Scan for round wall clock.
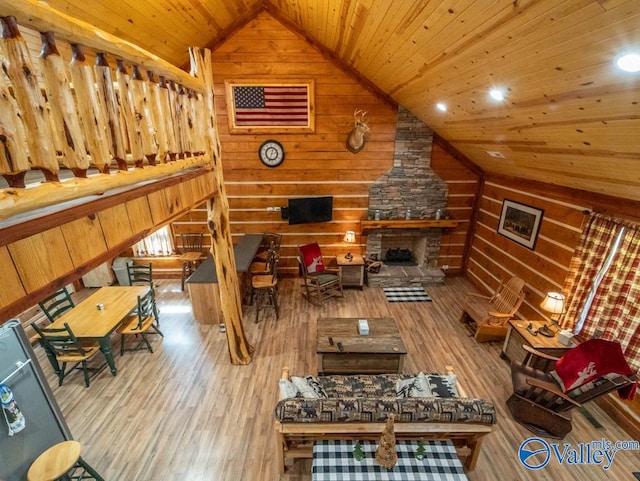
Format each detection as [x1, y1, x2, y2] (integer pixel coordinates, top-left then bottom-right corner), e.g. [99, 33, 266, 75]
[258, 140, 285, 167]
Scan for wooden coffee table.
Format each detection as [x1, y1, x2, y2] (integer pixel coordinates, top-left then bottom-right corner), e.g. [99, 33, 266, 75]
[316, 317, 407, 374]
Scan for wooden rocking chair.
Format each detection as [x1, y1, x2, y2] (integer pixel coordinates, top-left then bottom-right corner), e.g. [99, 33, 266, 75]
[460, 276, 526, 342]
[506, 339, 637, 439]
[298, 242, 344, 306]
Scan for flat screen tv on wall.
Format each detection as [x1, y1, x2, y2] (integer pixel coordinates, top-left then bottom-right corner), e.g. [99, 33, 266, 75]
[287, 196, 333, 225]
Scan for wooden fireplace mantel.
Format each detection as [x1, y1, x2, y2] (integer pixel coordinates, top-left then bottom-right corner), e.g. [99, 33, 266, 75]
[360, 219, 459, 233]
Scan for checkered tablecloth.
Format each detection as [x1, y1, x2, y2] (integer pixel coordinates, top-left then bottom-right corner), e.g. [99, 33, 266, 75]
[312, 440, 469, 481]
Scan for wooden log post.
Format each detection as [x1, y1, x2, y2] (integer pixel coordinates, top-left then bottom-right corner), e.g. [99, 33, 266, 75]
[191, 46, 253, 364]
[167, 81, 185, 159]
[130, 65, 158, 166]
[0, 55, 30, 188]
[177, 84, 192, 158]
[68, 44, 112, 174]
[95, 53, 127, 171]
[38, 31, 90, 178]
[0, 16, 58, 181]
[156, 76, 178, 161]
[189, 46, 221, 161]
[146, 71, 169, 163]
[116, 60, 145, 168]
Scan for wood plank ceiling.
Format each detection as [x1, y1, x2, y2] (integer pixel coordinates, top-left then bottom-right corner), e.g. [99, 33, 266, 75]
[34, 0, 640, 200]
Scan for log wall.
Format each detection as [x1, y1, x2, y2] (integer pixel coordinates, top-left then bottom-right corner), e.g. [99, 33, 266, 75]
[170, 12, 481, 277]
[207, 11, 398, 275]
[465, 174, 640, 321]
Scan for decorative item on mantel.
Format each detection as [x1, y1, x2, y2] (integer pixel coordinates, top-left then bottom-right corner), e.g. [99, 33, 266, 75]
[375, 414, 398, 469]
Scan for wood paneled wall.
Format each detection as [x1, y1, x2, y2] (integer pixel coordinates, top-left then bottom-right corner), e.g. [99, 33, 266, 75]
[0, 169, 215, 322]
[205, 11, 398, 275]
[430, 138, 482, 275]
[465, 174, 640, 322]
[171, 12, 484, 277]
[466, 176, 586, 322]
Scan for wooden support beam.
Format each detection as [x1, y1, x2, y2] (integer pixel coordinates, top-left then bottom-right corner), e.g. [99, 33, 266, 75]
[192, 45, 254, 365]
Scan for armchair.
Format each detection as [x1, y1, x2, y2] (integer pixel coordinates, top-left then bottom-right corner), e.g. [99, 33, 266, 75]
[460, 276, 526, 342]
[298, 242, 344, 306]
[507, 339, 637, 439]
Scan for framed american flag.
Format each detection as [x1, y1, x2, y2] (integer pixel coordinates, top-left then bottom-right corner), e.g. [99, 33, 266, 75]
[225, 80, 315, 133]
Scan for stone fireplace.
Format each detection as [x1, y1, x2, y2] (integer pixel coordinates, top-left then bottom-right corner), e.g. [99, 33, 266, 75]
[366, 106, 448, 287]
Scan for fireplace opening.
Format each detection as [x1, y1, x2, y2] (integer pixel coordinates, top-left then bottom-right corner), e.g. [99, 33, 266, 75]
[384, 248, 417, 266]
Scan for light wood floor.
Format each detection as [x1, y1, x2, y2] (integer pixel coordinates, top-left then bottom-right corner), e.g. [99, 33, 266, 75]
[32, 277, 639, 480]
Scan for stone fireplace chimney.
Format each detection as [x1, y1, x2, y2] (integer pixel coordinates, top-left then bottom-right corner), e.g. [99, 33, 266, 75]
[368, 106, 447, 219]
[366, 106, 448, 286]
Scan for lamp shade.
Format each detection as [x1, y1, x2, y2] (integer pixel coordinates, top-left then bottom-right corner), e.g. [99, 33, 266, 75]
[343, 231, 356, 244]
[540, 292, 565, 317]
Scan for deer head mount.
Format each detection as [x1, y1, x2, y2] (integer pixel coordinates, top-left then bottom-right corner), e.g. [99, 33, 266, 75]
[346, 109, 370, 154]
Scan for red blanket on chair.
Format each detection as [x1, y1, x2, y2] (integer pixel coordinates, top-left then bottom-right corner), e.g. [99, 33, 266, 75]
[554, 339, 637, 400]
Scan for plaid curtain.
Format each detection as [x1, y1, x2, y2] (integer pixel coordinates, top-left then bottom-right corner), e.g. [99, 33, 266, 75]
[562, 213, 640, 373]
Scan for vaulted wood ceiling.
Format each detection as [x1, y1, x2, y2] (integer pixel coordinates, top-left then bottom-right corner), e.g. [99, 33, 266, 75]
[38, 0, 640, 200]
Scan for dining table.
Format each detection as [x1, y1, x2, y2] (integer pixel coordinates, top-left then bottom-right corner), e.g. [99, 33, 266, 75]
[47, 285, 149, 375]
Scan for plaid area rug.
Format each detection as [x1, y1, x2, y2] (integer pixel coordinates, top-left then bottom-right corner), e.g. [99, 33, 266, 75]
[383, 287, 432, 303]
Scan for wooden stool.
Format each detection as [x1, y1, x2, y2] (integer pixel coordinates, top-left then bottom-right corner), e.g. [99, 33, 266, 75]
[28, 440, 104, 481]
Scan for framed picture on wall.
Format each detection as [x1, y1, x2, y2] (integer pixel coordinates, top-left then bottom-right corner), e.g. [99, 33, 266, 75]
[497, 199, 544, 250]
[224, 80, 315, 133]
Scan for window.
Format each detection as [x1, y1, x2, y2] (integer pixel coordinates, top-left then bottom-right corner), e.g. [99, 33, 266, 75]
[562, 214, 640, 372]
[132, 226, 175, 256]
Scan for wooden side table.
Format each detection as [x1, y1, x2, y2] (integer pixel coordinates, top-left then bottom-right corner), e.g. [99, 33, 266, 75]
[336, 254, 365, 289]
[501, 320, 573, 369]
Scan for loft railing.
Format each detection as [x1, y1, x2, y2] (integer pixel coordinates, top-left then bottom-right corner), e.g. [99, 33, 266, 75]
[0, 0, 218, 221]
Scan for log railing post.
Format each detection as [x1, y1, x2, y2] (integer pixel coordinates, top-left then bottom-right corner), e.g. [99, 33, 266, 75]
[1, 16, 58, 181]
[0, 51, 30, 188]
[38, 31, 89, 178]
[69, 43, 112, 173]
[116, 60, 145, 168]
[146, 71, 169, 163]
[158, 76, 178, 161]
[95, 53, 127, 171]
[130, 65, 157, 166]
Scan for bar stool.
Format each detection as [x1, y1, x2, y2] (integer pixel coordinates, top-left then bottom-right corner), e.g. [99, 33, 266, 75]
[28, 440, 104, 481]
[251, 254, 279, 323]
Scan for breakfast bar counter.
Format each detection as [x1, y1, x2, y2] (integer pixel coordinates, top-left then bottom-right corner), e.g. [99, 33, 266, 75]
[187, 233, 263, 324]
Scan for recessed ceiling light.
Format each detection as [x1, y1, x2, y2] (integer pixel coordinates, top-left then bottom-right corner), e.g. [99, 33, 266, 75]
[486, 150, 505, 159]
[616, 53, 640, 72]
[489, 89, 505, 101]
[436, 102, 447, 112]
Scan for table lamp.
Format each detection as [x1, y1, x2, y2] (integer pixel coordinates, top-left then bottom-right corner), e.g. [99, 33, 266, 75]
[539, 291, 565, 337]
[343, 231, 356, 261]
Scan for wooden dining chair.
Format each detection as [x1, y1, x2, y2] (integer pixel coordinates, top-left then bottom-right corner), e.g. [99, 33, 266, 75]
[38, 287, 75, 323]
[127, 262, 160, 323]
[118, 290, 164, 355]
[32, 322, 105, 387]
